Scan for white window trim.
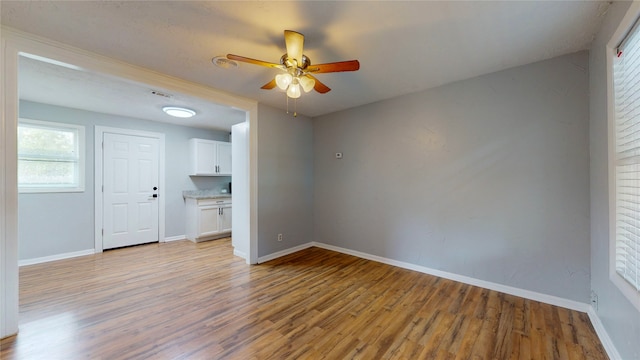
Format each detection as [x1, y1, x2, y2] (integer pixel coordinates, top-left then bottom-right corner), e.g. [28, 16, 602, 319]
[607, 2, 640, 313]
[18, 118, 85, 193]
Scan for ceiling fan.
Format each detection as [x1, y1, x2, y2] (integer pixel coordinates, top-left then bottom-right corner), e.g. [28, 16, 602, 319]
[227, 30, 360, 99]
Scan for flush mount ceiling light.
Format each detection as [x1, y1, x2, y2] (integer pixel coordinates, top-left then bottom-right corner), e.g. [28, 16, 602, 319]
[162, 106, 196, 118]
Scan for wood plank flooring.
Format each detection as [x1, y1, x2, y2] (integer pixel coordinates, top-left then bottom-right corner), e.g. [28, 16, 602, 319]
[0, 238, 607, 359]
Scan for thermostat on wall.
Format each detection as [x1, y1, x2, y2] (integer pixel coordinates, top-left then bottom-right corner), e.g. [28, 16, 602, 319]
[335, 152, 343, 159]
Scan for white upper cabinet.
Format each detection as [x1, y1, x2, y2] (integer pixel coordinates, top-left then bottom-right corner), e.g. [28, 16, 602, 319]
[189, 138, 232, 176]
[216, 142, 232, 175]
[190, 139, 216, 175]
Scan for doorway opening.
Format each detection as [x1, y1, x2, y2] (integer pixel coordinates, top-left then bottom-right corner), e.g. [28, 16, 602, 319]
[1, 33, 258, 338]
[16, 54, 246, 259]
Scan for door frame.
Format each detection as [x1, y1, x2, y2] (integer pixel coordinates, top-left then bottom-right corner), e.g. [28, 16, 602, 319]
[95, 126, 166, 252]
[1, 27, 259, 339]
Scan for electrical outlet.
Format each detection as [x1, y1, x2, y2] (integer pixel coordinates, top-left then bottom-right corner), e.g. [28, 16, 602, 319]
[277, 233, 283, 242]
[591, 290, 599, 311]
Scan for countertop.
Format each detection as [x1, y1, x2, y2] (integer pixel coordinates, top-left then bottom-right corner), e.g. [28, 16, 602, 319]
[182, 190, 232, 199]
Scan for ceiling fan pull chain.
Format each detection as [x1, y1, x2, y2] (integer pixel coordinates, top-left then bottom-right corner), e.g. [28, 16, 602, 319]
[294, 98, 298, 117]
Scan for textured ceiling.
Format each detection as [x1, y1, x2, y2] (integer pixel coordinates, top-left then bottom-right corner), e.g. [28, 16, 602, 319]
[18, 56, 247, 131]
[1, 1, 611, 123]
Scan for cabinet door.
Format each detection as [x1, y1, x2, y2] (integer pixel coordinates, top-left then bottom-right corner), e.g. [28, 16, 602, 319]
[219, 205, 232, 233]
[191, 140, 216, 175]
[198, 206, 220, 236]
[216, 143, 232, 175]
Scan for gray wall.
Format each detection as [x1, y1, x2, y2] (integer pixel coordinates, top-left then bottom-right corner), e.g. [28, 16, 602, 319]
[18, 100, 231, 260]
[314, 52, 590, 302]
[589, 1, 640, 358]
[257, 103, 314, 258]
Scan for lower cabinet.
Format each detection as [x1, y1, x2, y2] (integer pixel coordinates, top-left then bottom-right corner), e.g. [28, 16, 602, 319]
[186, 198, 232, 242]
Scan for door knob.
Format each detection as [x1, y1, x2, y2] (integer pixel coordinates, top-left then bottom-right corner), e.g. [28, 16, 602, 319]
[153, 186, 158, 190]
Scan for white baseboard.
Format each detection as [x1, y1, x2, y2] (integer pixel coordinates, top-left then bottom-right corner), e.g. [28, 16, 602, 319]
[19, 249, 95, 267]
[257, 242, 314, 264]
[164, 235, 186, 242]
[587, 306, 622, 360]
[233, 249, 247, 260]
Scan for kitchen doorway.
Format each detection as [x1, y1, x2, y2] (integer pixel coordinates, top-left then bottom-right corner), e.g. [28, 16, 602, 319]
[1, 30, 259, 338]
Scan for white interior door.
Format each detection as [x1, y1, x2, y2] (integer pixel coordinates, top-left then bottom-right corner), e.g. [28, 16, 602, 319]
[103, 133, 159, 249]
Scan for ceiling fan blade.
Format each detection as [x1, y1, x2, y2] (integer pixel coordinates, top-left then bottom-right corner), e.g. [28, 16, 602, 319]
[261, 78, 277, 90]
[226, 54, 282, 69]
[284, 30, 304, 66]
[306, 74, 331, 94]
[307, 60, 360, 73]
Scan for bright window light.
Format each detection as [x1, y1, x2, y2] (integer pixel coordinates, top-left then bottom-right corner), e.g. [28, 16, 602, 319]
[18, 119, 85, 193]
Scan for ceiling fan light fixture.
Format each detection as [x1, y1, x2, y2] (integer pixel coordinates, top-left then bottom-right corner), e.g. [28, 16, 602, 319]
[286, 82, 301, 99]
[227, 30, 360, 111]
[299, 76, 315, 93]
[162, 106, 196, 118]
[275, 73, 293, 90]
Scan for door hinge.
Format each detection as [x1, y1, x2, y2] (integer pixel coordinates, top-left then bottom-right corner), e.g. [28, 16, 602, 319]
[101, 229, 104, 235]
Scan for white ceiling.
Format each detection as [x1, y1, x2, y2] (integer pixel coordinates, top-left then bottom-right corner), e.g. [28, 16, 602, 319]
[18, 56, 247, 131]
[2, 1, 611, 124]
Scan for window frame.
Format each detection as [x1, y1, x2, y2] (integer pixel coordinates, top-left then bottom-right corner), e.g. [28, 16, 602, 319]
[17, 118, 86, 193]
[608, 6, 640, 312]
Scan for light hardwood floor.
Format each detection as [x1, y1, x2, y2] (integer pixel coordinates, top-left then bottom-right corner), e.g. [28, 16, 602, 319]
[1, 238, 607, 359]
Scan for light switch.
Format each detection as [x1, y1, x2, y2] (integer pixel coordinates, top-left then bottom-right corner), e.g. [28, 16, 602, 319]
[335, 152, 343, 159]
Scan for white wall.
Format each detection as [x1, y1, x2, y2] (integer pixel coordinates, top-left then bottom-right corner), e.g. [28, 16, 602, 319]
[589, 1, 640, 358]
[257, 103, 314, 258]
[314, 51, 590, 302]
[231, 122, 249, 260]
[18, 100, 231, 261]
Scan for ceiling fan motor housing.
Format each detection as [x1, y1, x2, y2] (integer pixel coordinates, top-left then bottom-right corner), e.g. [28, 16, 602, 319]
[280, 54, 311, 71]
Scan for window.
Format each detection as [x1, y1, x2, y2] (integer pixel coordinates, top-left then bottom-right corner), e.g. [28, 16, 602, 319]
[18, 119, 85, 193]
[612, 18, 640, 309]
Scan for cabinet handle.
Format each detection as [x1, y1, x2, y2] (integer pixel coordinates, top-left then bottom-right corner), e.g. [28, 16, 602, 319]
[219, 208, 222, 215]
